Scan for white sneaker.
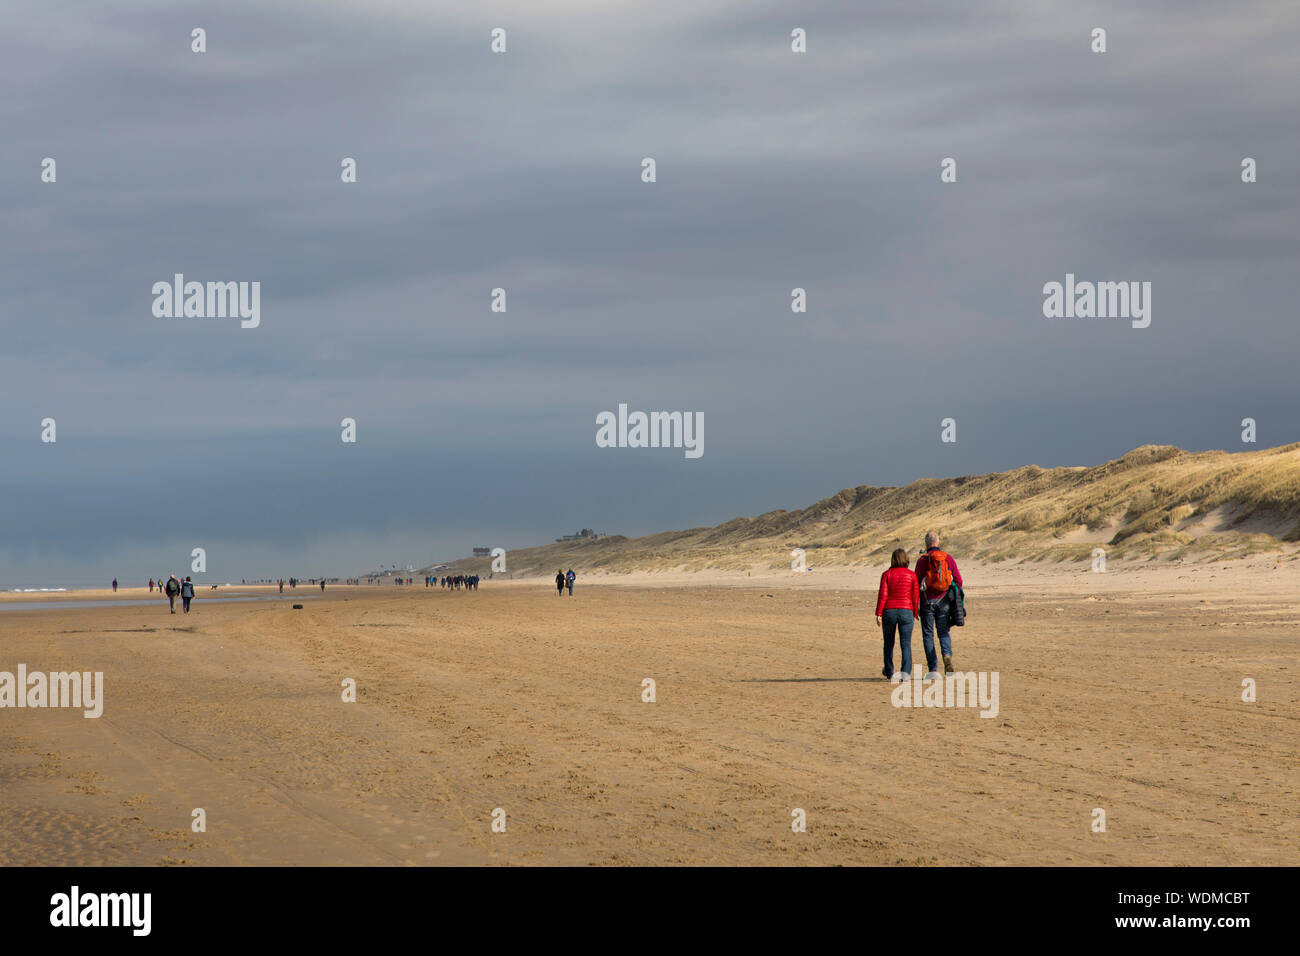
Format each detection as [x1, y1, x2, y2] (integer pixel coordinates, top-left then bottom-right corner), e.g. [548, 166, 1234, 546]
[924, 671, 941, 681]
[890, 671, 906, 683]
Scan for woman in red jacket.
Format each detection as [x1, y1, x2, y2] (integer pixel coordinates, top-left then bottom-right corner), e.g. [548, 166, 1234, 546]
[875, 548, 920, 681]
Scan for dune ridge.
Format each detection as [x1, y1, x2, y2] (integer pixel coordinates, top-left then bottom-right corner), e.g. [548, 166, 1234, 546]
[431, 443, 1300, 577]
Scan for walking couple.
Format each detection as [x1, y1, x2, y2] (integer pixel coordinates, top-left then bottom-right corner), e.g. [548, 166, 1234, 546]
[874, 531, 966, 682]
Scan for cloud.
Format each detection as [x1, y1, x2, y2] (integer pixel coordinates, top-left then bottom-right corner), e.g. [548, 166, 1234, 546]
[1, 0, 1297, 581]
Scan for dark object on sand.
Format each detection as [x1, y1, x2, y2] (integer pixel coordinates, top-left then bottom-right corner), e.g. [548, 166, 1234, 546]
[292, 604, 304, 610]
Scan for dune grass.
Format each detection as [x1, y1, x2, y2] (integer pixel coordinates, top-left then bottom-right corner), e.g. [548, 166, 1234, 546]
[432, 443, 1300, 575]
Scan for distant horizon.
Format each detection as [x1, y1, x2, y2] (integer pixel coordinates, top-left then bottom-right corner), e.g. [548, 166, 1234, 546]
[7, 436, 1293, 590]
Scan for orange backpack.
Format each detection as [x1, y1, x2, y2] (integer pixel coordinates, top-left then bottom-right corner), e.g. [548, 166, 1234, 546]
[923, 550, 953, 594]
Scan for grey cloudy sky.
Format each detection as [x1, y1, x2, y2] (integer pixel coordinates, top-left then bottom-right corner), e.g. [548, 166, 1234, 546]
[2, 0, 1297, 586]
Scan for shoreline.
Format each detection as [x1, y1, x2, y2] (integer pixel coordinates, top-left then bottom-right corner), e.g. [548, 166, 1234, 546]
[2, 550, 1292, 604]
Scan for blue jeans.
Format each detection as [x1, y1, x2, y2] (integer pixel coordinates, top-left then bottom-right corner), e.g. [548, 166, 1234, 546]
[881, 609, 914, 677]
[920, 596, 952, 671]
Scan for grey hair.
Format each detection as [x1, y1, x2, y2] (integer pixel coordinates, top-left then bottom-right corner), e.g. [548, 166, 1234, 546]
[924, 531, 940, 548]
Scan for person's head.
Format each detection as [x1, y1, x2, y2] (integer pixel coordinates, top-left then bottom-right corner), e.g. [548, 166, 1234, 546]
[890, 548, 909, 568]
[924, 531, 940, 550]
[185, 576, 191, 582]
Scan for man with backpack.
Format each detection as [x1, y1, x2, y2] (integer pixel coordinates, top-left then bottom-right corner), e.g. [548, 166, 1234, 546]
[164, 574, 181, 613]
[915, 531, 964, 679]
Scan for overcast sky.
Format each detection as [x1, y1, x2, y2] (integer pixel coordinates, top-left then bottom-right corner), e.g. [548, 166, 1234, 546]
[2, 0, 1296, 586]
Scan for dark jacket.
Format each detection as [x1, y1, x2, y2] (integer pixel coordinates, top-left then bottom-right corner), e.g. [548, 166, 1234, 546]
[948, 581, 966, 626]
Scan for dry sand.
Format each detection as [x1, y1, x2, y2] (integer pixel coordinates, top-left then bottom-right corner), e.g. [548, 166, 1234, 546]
[1, 561, 1295, 865]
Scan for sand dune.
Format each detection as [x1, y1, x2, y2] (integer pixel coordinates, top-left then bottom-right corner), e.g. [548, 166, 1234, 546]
[435, 443, 1300, 578]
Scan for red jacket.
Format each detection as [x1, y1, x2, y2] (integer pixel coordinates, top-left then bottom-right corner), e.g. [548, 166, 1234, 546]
[876, 566, 920, 617]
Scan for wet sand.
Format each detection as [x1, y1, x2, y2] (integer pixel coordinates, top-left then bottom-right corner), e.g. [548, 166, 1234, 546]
[0, 563, 1295, 865]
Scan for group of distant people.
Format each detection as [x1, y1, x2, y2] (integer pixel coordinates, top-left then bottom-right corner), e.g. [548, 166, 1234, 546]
[124, 563, 593, 613]
[146, 574, 196, 613]
[133, 574, 335, 612]
[277, 577, 328, 592]
[431, 574, 479, 590]
[874, 531, 966, 681]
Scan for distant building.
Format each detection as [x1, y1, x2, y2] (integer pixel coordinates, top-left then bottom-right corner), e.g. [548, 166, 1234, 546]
[472, 547, 492, 557]
[555, 528, 607, 543]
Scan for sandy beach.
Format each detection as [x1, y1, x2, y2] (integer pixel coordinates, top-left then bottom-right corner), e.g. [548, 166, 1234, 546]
[0, 560, 1294, 866]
